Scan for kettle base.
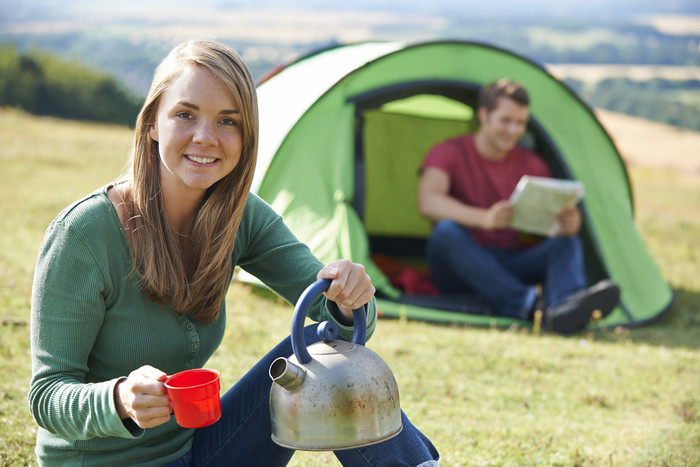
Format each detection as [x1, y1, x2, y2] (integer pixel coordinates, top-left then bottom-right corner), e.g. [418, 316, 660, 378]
[271, 424, 403, 451]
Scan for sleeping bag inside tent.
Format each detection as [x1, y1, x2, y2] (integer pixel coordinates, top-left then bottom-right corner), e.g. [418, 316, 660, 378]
[251, 40, 674, 329]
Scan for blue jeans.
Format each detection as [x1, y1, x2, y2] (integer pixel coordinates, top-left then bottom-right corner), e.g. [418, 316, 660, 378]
[427, 220, 586, 318]
[164, 324, 439, 466]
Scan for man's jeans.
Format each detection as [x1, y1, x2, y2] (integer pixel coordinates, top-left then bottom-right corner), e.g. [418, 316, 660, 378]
[427, 220, 586, 318]
[165, 324, 439, 466]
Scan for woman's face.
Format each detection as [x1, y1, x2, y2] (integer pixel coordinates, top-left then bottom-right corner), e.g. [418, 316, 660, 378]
[149, 65, 243, 200]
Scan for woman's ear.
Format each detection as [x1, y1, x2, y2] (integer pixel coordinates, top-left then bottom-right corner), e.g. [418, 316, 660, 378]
[149, 122, 159, 142]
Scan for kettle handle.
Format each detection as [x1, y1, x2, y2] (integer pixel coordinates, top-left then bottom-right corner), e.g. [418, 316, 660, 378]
[291, 278, 367, 364]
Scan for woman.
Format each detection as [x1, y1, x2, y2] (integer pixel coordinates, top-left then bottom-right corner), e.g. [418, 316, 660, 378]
[28, 40, 439, 466]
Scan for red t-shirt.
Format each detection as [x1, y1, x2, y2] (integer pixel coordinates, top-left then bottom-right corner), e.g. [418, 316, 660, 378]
[422, 134, 551, 249]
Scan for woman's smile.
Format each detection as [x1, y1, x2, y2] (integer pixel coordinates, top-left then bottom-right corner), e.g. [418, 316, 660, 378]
[185, 154, 218, 165]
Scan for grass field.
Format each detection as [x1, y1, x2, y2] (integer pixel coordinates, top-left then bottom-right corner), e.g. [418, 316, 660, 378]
[0, 107, 698, 466]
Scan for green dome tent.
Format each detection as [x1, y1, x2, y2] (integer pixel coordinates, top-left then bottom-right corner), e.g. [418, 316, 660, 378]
[249, 40, 674, 329]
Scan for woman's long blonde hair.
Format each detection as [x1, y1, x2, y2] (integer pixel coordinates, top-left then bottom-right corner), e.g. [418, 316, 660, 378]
[122, 40, 258, 324]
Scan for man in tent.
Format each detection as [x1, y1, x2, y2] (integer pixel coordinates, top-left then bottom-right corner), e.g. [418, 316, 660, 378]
[417, 78, 619, 334]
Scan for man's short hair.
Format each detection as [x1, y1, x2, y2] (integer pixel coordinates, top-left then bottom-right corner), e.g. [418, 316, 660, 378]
[477, 79, 530, 111]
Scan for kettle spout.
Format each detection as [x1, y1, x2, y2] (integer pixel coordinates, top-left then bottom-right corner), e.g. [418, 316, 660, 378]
[269, 357, 305, 391]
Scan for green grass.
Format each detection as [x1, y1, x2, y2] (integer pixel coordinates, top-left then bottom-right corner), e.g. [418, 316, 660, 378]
[1, 108, 699, 466]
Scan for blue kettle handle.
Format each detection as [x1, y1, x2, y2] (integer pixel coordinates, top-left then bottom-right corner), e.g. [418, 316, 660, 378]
[291, 278, 367, 364]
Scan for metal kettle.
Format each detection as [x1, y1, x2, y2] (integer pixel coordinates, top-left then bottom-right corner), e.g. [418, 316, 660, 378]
[269, 279, 402, 451]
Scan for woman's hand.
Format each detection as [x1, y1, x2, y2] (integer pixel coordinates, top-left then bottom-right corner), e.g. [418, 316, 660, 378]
[317, 259, 375, 322]
[115, 365, 172, 429]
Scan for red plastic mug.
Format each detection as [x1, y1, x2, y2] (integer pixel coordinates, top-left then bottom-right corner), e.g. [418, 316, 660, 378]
[164, 369, 221, 428]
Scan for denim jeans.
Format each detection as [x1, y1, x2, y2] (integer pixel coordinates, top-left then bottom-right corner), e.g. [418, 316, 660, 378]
[427, 220, 586, 317]
[164, 324, 439, 466]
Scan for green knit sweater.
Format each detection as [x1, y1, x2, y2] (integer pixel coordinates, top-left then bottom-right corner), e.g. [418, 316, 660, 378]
[28, 186, 377, 466]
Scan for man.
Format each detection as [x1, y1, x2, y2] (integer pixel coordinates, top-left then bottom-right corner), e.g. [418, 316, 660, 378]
[418, 79, 619, 334]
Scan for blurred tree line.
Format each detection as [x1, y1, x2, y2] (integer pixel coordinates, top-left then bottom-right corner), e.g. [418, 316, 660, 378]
[528, 34, 700, 66]
[0, 45, 143, 127]
[1, 42, 699, 132]
[445, 20, 700, 66]
[565, 78, 700, 131]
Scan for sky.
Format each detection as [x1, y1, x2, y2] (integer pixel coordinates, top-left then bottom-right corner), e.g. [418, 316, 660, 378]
[2, 0, 699, 23]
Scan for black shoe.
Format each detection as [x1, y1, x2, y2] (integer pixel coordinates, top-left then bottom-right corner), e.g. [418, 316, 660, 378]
[547, 280, 620, 335]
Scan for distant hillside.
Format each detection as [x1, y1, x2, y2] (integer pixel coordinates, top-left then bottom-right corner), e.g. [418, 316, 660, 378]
[2, 1, 699, 129]
[596, 109, 700, 173]
[2, 4, 699, 94]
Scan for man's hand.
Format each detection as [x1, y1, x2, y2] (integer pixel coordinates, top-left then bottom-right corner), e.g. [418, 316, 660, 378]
[483, 200, 513, 231]
[557, 206, 582, 236]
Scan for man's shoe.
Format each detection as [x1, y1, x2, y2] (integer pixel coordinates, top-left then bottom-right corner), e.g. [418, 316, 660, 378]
[547, 280, 620, 335]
